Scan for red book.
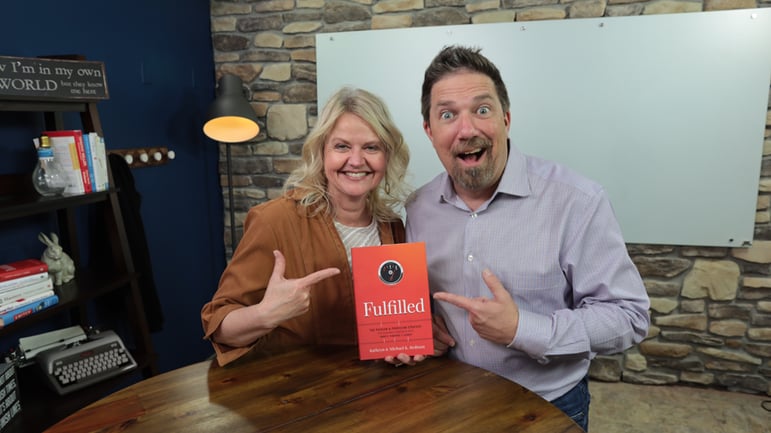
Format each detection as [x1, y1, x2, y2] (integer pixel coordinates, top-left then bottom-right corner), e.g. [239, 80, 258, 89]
[43, 129, 92, 193]
[0, 259, 48, 283]
[351, 242, 434, 360]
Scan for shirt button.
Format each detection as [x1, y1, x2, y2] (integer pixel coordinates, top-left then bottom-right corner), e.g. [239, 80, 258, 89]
[469, 339, 476, 347]
[467, 254, 473, 262]
[471, 213, 477, 218]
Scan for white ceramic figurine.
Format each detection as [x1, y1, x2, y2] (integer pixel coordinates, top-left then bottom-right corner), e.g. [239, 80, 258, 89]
[38, 232, 75, 285]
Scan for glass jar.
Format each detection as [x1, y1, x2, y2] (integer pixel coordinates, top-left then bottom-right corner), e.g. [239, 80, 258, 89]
[32, 135, 67, 197]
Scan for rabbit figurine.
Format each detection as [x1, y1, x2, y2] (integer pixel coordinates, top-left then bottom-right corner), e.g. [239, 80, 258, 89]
[38, 232, 75, 285]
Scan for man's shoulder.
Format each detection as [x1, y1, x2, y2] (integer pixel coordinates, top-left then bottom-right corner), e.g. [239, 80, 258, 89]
[525, 154, 604, 198]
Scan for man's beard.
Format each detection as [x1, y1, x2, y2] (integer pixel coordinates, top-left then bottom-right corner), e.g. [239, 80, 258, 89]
[450, 137, 497, 191]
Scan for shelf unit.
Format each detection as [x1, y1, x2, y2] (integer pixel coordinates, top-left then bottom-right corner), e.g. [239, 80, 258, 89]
[0, 81, 158, 432]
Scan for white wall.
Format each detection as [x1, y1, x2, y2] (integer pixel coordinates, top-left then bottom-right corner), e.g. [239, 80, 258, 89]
[317, 8, 771, 247]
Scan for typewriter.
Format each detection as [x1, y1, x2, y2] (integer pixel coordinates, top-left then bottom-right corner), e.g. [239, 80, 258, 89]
[19, 326, 137, 395]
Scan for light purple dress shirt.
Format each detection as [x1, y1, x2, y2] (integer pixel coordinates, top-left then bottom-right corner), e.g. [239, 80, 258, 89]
[405, 144, 650, 401]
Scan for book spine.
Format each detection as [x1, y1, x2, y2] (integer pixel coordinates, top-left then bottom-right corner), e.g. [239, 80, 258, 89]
[0, 260, 48, 283]
[0, 271, 49, 293]
[88, 132, 108, 192]
[0, 290, 55, 315]
[97, 135, 109, 190]
[0, 294, 59, 328]
[71, 130, 92, 193]
[82, 133, 98, 192]
[0, 277, 53, 305]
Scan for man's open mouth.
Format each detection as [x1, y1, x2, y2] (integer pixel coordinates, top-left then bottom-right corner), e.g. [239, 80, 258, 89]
[458, 148, 485, 162]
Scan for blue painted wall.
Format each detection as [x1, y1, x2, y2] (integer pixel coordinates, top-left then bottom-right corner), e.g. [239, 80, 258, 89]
[0, 1, 225, 372]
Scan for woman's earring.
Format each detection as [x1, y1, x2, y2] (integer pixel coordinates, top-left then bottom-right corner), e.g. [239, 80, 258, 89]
[384, 180, 391, 195]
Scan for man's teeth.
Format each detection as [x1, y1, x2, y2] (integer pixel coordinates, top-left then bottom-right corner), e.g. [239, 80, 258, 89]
[459, 149, 483, 160]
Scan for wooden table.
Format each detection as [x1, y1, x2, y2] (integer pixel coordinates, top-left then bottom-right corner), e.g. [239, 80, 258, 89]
[44, 345, 583, 433]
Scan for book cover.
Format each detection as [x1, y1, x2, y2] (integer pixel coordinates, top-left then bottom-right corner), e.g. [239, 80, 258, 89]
[82, 132, 98, 191]
[0, 275, 53, 304]
[0, 293, 59, 328]
[45, 129, 92, 194]
[0, 289, 55, 315]
[351, 242, 434, 360]
[44, 131, 85, 195]
[0, 259, 48, 283]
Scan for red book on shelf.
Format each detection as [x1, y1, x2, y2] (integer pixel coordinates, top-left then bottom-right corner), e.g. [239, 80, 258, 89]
[351, 242, 434, 361]
[0, 259, 48, 283]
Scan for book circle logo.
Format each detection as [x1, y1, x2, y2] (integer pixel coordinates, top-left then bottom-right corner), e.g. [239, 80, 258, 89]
[378, 260, 403, 285]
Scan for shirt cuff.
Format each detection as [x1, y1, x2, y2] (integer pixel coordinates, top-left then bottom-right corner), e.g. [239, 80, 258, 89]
[506, 309, 551, 363]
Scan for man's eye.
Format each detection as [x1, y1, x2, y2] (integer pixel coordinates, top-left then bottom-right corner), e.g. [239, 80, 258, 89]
[478, 106, 491, 115]
[440, 111, 453, 120]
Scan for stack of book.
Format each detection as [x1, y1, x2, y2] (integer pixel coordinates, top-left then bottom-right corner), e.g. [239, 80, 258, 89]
[0, 259, 59, 328]
[42, 130, 110, 196]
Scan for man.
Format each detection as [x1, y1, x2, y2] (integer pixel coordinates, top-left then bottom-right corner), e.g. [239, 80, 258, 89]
[402, 45, 650, 431]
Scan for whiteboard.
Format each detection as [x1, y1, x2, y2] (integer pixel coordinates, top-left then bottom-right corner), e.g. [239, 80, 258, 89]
[317, 9, 771, 247]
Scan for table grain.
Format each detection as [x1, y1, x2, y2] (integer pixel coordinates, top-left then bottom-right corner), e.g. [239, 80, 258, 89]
[45, 345, 583, 433]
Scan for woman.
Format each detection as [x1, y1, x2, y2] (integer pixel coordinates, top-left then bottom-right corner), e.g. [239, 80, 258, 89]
[201, 87, 411, 366]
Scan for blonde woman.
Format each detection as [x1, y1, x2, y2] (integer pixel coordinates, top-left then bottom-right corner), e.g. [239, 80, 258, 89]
[201, 87, 410, 366]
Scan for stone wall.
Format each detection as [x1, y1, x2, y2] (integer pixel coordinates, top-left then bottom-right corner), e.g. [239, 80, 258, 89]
[209, 0, 771, 396]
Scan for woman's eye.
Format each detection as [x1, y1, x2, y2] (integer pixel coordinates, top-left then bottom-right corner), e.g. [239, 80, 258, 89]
[333, 143, 350, 151]
[364, 144, 383, 153]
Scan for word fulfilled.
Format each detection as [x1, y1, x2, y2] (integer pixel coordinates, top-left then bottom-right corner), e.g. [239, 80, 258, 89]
[362, 298, 425, 317]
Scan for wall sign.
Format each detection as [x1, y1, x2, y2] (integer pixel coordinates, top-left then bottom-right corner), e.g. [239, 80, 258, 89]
[0, 55, 108, 101]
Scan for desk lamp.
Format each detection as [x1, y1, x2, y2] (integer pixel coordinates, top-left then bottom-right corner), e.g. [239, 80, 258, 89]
[203, 74, 260, 253]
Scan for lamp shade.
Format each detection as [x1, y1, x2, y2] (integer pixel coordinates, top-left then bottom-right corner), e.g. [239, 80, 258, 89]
[203, 74, 260, 143]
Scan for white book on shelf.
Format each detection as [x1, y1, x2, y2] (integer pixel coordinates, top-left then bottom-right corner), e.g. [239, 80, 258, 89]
[47, 134, 85, 195]
[0, 271, 48, 293]
[0, 289, 55, 315]
[0, 275, 53, 306]
[89, 132, 109, 192]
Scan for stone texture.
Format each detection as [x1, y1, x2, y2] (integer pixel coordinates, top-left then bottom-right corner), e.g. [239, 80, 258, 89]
[709, 320, 748, 337]
[639, 341, 692, 358]
[633, 256, 692, 278]
[681, 259, 740, 300]
[625, 353, 647, 371]
[589, 355, 622, 381]
[649, 297, 678, 314]
[704, 0, 757, 9]
[732, 240, 771, 263]
[266, 105, 308, 140]
[516, 7, 567, 21]
[472, 10, 517, 23]
[567, 0, 607, 17]
[654, 314, 707, 331]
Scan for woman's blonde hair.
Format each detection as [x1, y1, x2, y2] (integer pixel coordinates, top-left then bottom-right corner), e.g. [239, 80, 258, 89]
[284, 87, 411, 222]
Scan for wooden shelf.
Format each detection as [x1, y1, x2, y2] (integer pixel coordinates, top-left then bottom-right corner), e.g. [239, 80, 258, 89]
[0, 55, 158, 433]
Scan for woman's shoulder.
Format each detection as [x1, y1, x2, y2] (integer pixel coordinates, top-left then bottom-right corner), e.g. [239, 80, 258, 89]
[247, 194, 300, 219]
[247, 190, 324, 223]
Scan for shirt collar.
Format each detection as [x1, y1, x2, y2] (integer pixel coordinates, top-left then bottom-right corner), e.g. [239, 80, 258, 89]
[437, 139, 532, 206]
